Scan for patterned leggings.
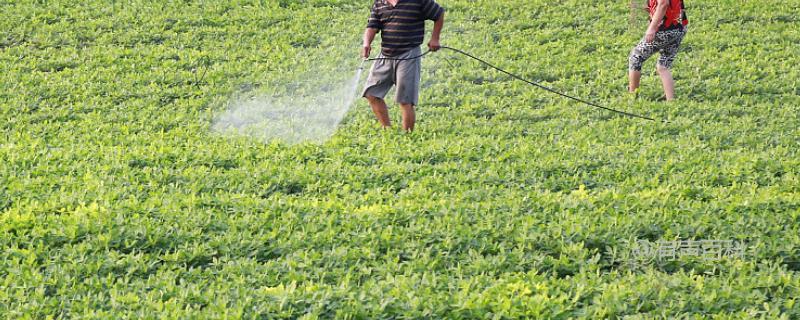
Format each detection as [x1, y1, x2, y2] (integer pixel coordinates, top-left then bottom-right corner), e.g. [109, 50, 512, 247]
[628, 28, 687, 71]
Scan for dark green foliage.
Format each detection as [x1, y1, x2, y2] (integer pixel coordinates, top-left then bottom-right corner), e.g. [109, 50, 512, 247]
[1, 0, 799, 318]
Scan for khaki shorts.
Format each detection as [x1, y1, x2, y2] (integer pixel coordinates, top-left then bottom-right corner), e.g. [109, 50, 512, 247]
[361, 47, 421, 106]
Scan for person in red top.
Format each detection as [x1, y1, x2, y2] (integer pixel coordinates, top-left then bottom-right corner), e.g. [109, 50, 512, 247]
[628, 0, 688, 101]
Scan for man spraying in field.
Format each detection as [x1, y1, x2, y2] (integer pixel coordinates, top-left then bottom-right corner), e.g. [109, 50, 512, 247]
[361, 0, 445, 132]
[628, 0, 688, 101]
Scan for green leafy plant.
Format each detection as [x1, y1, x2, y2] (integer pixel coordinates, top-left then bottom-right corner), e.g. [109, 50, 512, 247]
[1, 0, 799, 318]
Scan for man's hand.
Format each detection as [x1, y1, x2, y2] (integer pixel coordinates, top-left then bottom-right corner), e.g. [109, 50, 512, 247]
[429, 13, 444, 52]
[361, 46, 371, 59]
[362, 28, 378, 59]
[428, 38, 441, 52]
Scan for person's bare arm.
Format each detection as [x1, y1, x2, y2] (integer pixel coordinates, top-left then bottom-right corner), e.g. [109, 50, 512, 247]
[362, 28, 378, 58]
[646, 0, 668, 42]
[428, 12, 445, 51]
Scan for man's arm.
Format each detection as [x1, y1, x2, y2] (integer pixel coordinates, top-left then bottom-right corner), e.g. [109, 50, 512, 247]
[646, 0, 668, 42]
[363, 28, 378, 58]
[428, 12, 445, 52]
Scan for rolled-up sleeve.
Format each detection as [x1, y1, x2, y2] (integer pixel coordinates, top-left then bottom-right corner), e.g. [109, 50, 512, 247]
[421, 0, 444, 21]
[367, 2, 383, 29]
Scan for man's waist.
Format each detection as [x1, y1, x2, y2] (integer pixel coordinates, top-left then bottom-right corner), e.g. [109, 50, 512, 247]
[380, 44, 421, 57]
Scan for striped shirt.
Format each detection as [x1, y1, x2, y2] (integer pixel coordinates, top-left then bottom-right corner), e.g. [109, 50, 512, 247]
[367, 0, 445, 56]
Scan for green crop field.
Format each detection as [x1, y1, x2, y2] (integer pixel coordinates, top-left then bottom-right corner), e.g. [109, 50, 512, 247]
[2, 0, 800, 318]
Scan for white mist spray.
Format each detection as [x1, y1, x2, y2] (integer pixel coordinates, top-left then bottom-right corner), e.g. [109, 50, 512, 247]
[213, 66, 364, 144]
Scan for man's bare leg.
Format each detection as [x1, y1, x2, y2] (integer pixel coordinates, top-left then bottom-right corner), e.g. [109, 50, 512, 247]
[366, 95, 391, 128]
[400, 103, 415, 132]
[657, 65, 676, 101]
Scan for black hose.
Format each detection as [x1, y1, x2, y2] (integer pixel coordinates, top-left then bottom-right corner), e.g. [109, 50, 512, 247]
[365, 46, 660, 122]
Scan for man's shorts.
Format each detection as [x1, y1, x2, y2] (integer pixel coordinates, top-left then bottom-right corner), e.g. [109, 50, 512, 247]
[362, 46, 422, 106]
[629, 27, 687, 71]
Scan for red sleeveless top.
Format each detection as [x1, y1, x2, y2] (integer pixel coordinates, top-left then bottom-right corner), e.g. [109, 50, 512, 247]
[649, 0, 688, 31]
